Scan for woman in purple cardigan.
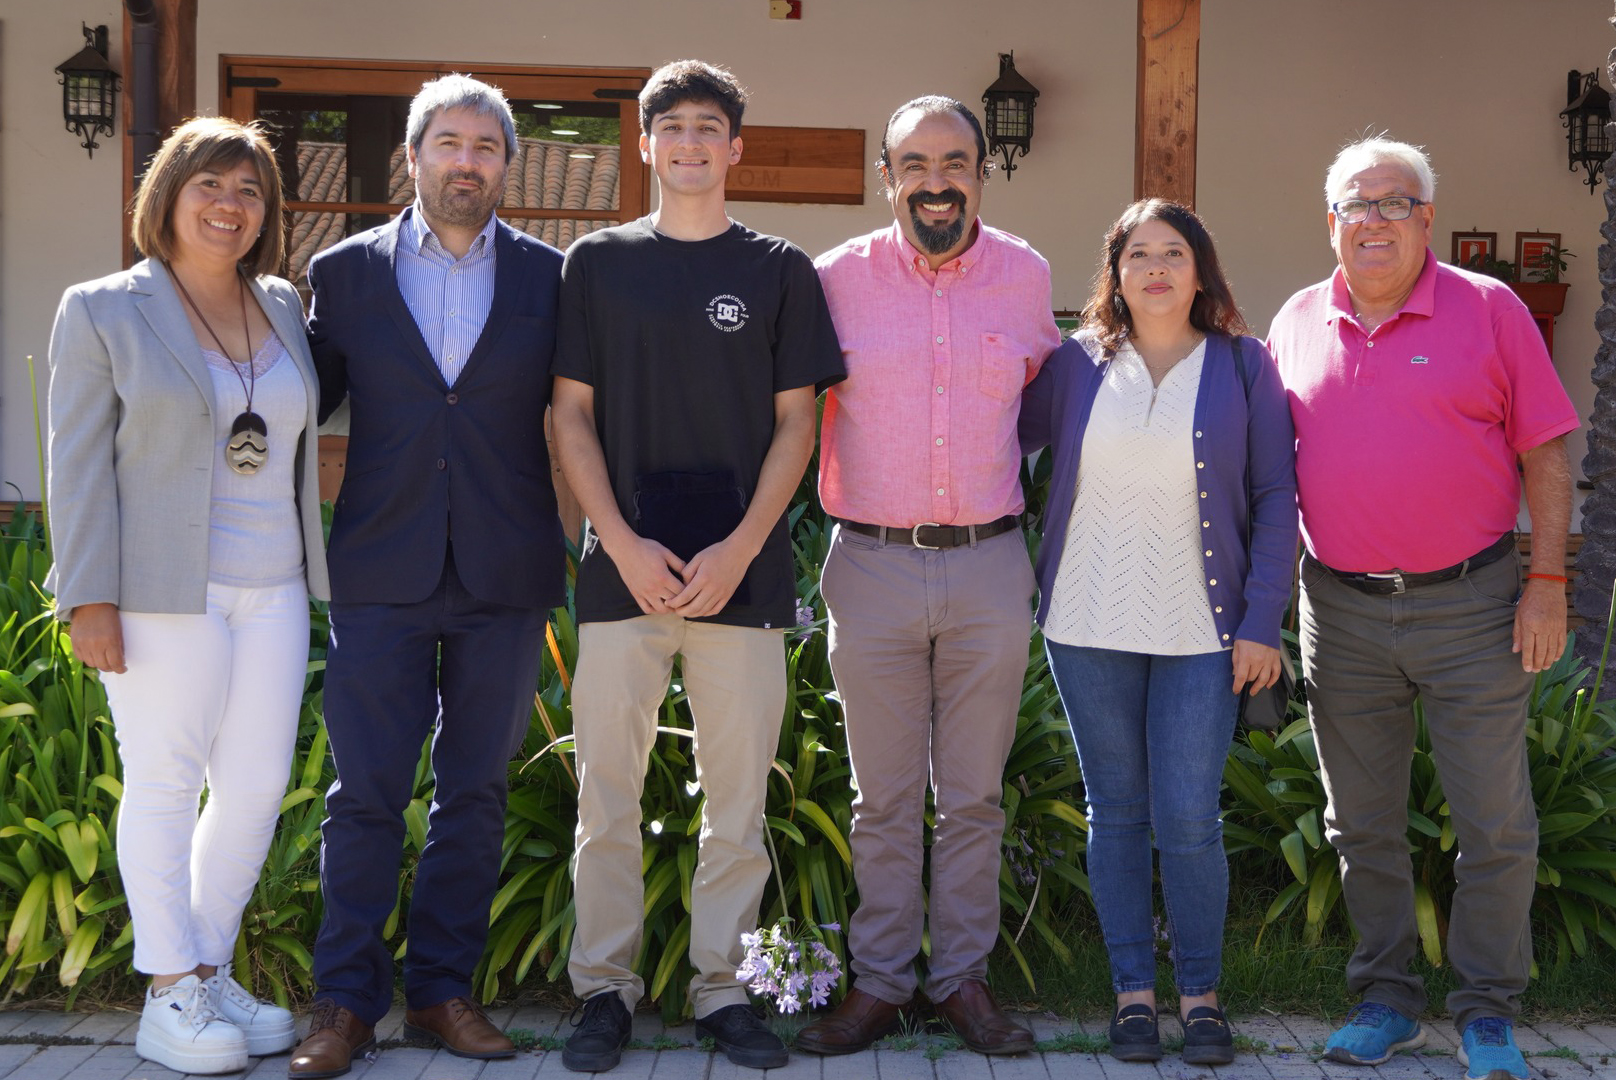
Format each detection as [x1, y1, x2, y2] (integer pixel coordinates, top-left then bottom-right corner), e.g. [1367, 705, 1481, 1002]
[1019, 200, 1297, 1065]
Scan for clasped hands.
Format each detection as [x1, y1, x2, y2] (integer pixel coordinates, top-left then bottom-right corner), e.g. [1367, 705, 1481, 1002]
[612, 534, 752, 620]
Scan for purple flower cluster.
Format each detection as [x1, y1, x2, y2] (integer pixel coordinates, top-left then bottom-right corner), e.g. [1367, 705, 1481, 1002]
[736, 919, 843, 1014]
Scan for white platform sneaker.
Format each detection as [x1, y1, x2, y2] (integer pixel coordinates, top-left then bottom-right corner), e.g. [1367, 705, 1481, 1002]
[203, 962, 297, 1055]
[136, 974, 249, 1074]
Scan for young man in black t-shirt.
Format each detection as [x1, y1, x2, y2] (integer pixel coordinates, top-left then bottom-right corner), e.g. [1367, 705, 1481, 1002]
[551, 59, 844, 1074]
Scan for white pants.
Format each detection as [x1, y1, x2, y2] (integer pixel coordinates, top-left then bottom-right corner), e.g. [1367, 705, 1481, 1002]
[101, 580, 309, 975]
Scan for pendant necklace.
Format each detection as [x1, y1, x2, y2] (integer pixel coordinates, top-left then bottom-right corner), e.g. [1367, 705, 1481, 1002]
[169, 264, 268, 474]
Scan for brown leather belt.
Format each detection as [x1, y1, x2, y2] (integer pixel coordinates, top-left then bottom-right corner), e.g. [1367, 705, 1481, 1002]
[1316, 532, 1515, 595]
[837, 515, 1019, 550]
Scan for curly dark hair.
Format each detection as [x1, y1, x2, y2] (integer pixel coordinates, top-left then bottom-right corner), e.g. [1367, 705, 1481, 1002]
[1083, 198, 1247, 352]
[638, 59, 748, 136]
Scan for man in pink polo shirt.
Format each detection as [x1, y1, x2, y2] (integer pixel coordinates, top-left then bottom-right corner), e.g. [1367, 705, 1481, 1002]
[793, 96, 1060, 1058]
[1267, 136, 1577, 1080]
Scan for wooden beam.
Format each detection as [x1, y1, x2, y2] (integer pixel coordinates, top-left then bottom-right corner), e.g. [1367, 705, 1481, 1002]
[1135, 0, 1199, 207]
[122, 0, 196, 267]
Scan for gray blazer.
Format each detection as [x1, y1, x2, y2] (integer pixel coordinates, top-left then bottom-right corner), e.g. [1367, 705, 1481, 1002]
[46, 258, 331, 619]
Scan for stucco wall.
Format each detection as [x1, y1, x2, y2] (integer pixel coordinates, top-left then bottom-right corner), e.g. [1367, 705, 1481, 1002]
[4, 0, 1611, 513]
[0, 3, 125, 502]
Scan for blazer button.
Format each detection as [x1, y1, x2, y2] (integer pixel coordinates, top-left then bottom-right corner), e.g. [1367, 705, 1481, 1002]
[437, 458, 447, 470]
[446, 392, 459, 404]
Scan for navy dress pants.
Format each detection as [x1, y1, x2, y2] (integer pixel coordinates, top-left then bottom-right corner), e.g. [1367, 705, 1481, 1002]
[312, 553, 548, 1022]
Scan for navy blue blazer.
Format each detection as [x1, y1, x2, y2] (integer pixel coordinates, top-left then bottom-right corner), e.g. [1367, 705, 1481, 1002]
[1019, 332, 1298, 648]
[308, 212, 567, 610]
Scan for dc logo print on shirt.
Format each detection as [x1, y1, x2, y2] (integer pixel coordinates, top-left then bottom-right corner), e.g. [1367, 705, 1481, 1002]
[706, 293, 749, 332]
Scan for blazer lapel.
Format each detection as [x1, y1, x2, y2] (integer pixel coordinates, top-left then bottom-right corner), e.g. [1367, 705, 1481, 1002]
[131, 260, 216, 416]
[459, 221, 528, 381]
[249, 277, 319, 412]
[380, 211, 453, 387]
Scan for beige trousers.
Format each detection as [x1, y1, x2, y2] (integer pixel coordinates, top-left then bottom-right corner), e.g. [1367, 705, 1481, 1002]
[567, 614, 785, 1017]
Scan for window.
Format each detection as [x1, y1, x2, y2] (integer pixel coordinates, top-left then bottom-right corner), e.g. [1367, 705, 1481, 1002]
[222, 56, 650, 283]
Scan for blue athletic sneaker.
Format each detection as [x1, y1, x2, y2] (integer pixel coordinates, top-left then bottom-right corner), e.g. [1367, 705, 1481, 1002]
[1458, 1017, 1529, 1080]
[1323, 1002, 1426, 1065]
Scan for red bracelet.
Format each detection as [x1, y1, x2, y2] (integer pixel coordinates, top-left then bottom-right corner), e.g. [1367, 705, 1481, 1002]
[1526, 573, 1569, 584]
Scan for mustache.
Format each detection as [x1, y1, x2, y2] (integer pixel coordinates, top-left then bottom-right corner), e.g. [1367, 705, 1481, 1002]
[444, 171, 485, 189]
[907, 188, 965, 213]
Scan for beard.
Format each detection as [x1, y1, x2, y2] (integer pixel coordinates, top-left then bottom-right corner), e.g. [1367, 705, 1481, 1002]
[418, 168, 503, 229]
[906, 188, 968, 255]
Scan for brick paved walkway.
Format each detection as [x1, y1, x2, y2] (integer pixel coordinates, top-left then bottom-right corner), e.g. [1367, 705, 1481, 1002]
[1, 1005, 1614, 1079]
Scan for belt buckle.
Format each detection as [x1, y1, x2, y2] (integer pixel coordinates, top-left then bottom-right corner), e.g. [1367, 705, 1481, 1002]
[1366, 570, 1406, 595]
[911, 522, 943, 550]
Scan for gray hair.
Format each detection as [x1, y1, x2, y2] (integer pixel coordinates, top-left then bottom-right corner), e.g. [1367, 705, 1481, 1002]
[1324, 136, 1436, 205]
[406, 74, 517, 163]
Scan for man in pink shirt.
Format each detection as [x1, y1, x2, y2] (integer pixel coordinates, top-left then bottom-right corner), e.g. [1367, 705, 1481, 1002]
[1267, 137, 1577, 1080]
[794, 96, 1060, 1057]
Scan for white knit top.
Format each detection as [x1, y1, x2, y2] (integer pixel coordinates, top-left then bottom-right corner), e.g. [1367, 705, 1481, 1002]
[1042, 340, 1224, 654]
[203, 335, 307, 589]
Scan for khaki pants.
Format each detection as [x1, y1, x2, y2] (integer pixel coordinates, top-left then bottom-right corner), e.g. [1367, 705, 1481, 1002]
[567, 614, 785, 1017]
[1300, 550, 1537, 1032]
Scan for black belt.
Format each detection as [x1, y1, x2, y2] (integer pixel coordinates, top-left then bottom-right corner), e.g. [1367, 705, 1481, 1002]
[1316, 533, 1516, 595]
[838, 515, 1019, 550]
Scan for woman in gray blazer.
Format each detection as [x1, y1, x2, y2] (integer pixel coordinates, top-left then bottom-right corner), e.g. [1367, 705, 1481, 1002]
[46, 117, 329, 1076]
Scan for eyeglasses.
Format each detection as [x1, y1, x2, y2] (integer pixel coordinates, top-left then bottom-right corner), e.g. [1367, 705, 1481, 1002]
[1331, 196, 1427, 224]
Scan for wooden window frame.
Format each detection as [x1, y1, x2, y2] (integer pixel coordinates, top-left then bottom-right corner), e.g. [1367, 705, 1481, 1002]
[219, 54, 652, 228]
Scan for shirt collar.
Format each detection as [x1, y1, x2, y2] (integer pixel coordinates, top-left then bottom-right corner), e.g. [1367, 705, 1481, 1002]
[1326, 247, 1437, 325]
[403, 201, 499, 260]
[881, 218, 989, 275]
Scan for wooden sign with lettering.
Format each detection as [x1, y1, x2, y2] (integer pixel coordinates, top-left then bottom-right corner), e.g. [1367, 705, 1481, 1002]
[727, 126, 866, 204]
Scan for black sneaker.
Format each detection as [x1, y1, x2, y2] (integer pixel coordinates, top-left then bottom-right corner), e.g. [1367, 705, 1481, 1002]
[694, 1003, 789, 1069]
[562, 993, 632, 1073]
[1180, 1005, 1236, 1066]
[1108, 1003, 1163, 1062]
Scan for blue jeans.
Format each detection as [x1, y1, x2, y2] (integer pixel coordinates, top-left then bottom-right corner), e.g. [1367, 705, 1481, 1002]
[1045, 643, 1238, 995]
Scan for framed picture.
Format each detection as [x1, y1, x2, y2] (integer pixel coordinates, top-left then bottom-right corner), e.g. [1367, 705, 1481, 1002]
[1452, 231, 1496, 268]
[1516, 231, 1562, 282]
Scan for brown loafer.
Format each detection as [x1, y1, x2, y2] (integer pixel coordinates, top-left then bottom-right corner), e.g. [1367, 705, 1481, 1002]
[931, 980, 1035, 1055]
[289, 1000, 375, 1078]
[794, 987, 915, 1055]
[403, 995, 516, 1059]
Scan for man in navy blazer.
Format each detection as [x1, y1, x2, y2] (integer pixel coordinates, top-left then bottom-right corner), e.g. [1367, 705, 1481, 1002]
[290, 75, 566, 1078]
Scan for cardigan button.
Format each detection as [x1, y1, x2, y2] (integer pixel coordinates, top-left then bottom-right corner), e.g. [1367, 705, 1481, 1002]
[1222, 633, 1231, 641]
[1209, 578, 1218, 586]
[1215, 606, 1223, 613]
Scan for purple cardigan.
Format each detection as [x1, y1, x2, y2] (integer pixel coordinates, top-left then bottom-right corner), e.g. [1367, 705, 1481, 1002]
[1018, 332, 1298, 649]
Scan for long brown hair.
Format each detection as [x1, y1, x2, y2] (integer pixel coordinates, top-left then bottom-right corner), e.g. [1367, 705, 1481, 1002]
[131, 117, 285, 277]
[1083, 198, 1246, 352]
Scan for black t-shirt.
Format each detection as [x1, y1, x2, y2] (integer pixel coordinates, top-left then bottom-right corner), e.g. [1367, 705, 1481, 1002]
[553, 217, 845, 627]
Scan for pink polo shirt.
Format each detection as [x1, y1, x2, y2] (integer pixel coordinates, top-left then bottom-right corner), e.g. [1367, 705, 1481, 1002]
[815, 221, 1060, 527]
[1268, 250, 1577, 573]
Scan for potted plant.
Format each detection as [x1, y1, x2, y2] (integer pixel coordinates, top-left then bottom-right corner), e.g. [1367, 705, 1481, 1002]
[1511, 246, 1573, 316]
[1462, 252, 1517, 283]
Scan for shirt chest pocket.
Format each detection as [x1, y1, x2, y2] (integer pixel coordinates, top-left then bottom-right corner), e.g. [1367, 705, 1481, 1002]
[977, 332, 1030, 402]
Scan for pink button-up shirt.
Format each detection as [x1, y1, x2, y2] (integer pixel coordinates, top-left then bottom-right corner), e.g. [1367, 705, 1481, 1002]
[815, 222, 1060, 527]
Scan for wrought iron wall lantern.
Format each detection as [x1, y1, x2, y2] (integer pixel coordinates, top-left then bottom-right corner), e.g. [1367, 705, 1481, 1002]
[982, 52, 1039, 180]
[55, 24, 121, 158]
[1560, 69, 1611, 194]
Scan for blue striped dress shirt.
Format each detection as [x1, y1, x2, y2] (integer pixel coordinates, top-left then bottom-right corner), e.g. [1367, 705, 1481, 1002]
[394, 203, 498, 387]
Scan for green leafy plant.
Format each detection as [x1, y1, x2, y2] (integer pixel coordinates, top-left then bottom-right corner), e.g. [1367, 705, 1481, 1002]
[1521, 246, 1576, 284]
[1463, 252, 1518, 282]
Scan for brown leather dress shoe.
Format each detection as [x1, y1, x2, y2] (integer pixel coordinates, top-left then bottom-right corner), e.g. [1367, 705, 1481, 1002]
[931, 980, 1035, 1055]
[794, 987, 914, 1055]
[403, 996, 516, 1059]
[288, 1000, 375, 1078]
